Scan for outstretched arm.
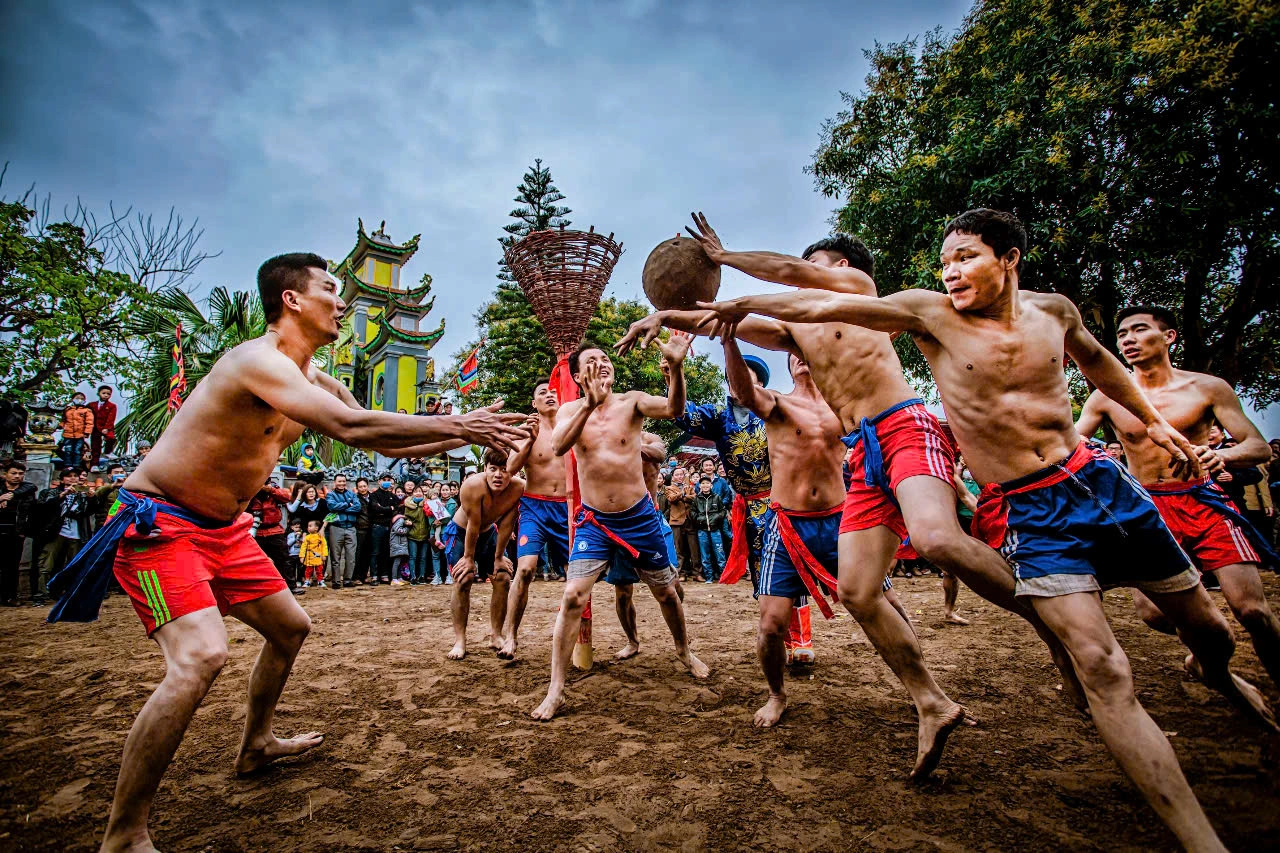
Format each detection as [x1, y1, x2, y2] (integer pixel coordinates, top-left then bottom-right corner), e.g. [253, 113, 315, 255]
[616, 310, 797, 357]
[686, 212, 876, 295]
[505, 415, 541, 475]
[1060, 298, 1200, 477]
[636, 332, 689, 419]
[721, 327, 777, 420]
[695, 289, 930, 338]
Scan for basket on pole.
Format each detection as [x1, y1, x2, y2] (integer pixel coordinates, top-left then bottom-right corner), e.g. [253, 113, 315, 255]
[504, 225, 624, 670]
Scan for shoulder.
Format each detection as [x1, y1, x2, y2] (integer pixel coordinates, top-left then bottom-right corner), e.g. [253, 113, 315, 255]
[1186, 371, 1237, 402]
[1024, 291, 1082, 323]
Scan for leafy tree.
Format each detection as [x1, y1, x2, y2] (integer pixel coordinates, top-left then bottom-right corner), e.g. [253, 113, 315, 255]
[0, 167, 214, 402]
[810, 0, 1280, 405]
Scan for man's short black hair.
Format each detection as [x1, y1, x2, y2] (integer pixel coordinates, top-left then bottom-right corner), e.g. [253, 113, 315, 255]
[943, 209, 1027, 271]
[108, 463, 125, 472]
[97, 384, 112, 393]
[483, 448, 508, 469]
[532, 377, 552, 394]
[801, 233, 874, 276]
[356, 477, 368, 486]
[1116, 304, 1179, 334]
[60, 468, 77, 479]
[568, 345, 607, 378]
[3, 458, 25, 473]
[257, 252, 328, 324]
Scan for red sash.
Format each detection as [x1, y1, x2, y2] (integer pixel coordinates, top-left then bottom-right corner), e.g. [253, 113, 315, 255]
[769, 501, 841, 619]
[573, 510, 640, 558]
[720, 489, 770, 585]
[524, 492, 567, 502]
[972, 442, 1096, 550]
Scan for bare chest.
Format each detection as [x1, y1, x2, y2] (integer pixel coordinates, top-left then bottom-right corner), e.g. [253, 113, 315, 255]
[930, 316, 1066, 395]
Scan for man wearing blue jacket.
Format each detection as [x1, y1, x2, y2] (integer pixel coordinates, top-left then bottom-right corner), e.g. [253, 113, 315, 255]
[325, 474, 362, 589]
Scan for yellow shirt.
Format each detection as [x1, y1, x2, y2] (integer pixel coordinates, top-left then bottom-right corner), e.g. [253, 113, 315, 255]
[300, 532, 328, 566]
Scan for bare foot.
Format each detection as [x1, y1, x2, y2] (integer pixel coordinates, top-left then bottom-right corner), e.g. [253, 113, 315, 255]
[531, 692, 565, 721]
[910, 703, 965, 780]
[235, 731, 324, 776]
[614, 642, 640, 661]
[497, 636, 518, 660]
[488, 633, 504, 651]
[100, 829, 160, 853]
[1186, 654, 1280, 732]
[753, 694, 787, 727]
[678, 650, 711, 679]
[943, 611, 970, 626]
[447, 641, 467, 660]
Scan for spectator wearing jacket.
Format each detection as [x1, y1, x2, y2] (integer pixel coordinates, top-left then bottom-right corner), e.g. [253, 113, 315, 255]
[60, 393, 94, 471]
[402, 489, 433, 584]
[367, 473, 399, 584]
[325, 474, 361, 589]
[88, 385, 118, 467]
[389, 512, 410, 585]
[248, 479, 295, 591]
[702, 457, 736, 550]
[690, 476, 728, 583]
[664, 467, 701, 580]
[33, 468, 91, 603]
[0, 459, 38, 606]
[353, 477, 372, 583]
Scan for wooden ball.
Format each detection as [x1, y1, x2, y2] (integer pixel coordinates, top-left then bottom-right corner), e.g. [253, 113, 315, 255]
[642, 235, 721, 310]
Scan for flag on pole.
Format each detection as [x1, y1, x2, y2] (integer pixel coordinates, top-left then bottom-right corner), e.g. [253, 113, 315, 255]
[454, 340, 484, 395]
[167, 323, 187, 413]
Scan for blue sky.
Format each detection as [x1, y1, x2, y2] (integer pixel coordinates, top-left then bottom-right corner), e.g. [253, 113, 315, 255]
[4, 0, 1276, 436]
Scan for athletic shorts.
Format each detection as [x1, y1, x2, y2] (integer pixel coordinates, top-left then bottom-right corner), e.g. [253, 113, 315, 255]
[759, 505, 890, 601]
[1146, 479, 1261, 573]
[517, 493, 570, 566]
[840, 401, 954, 540]
[569, 495, 677, 589]
[442, 520, 503, 581]
[113, 507, 286, 637]
[607, 512, 678, 586]
[972, 443, 1199, 597]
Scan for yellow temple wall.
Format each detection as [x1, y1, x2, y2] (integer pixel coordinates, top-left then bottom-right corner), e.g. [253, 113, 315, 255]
[397, 355, 417, 413]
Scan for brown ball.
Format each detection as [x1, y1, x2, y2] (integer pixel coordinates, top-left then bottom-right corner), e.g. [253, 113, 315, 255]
[642, 235, 721, 310]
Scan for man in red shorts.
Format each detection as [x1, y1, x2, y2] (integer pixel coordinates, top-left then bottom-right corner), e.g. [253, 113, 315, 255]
[47, 252, 528, 853]
[619, 216, 1083, 778]
[1078, 305, 1280, 687]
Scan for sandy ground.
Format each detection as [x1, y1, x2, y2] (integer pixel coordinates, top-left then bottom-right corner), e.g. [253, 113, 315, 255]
[2, 575, 1279, 852]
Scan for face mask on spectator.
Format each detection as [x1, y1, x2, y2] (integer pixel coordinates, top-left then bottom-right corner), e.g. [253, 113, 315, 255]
[381, 480, 392, 489]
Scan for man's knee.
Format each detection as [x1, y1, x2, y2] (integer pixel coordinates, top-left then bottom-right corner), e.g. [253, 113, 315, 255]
[562, 585, 592, 612]
[910, 526, 967, 567]
[758, 611, 789, 639]
[837, 579, 882, 621]
[169, 642, 230, 688]
[276, 610, 312, 653]
[1232, 598, 1276, 633]
[1070, 641, 1134, 701]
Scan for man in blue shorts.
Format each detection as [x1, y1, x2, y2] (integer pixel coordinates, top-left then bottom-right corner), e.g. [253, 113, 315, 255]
[532, 338, 710, 721]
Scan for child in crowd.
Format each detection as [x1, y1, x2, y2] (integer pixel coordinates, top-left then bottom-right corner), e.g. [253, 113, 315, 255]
[299, 519, 328, 588]
[403, 489, 433, 584]
[690, 475, 727, 583]
[389, 511, 410, 586]
[287, 518, 304, 583]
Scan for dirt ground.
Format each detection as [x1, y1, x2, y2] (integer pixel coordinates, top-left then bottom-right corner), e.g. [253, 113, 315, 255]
[2, 575, 1279, 852]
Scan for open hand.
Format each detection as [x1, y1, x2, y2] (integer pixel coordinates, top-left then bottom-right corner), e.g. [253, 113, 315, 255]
[524, 413, 541, 441]
[616, 313, 665, 356]
[451, 555, 476, 585]
[694, 299, 749, 341]
[460, 400, 531, 452]
[1147, 419, 1203, 480]
[685, 212, 727, 264]
[658, 329, 692, 366]
[582, 362, 611, 408]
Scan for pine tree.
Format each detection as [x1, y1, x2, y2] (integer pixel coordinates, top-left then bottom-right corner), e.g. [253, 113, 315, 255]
[497, 158, 572, 283]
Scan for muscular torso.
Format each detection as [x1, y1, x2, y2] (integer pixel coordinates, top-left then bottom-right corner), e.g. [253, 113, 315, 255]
[125, 339, 314, 520]
[565, 393, 647, 511]
[765, 389, 848, 511]
[452, 476, 525, 530]
[521, 412, 567, 497]
[914, 292, 1080, 485]
[1094, 370, 1216, 485]
[784, 322, 919, 433]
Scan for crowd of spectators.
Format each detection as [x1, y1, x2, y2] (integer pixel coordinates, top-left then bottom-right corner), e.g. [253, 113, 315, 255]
[658, 457, 736, 583]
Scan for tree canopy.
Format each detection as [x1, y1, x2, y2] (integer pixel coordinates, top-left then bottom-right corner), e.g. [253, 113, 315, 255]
[810, 0, 1280, 404]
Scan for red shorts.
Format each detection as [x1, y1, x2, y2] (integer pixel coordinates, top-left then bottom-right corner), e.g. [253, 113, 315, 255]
[113, 506, 287, 636]
[1146, 480, 1260, 573]
[840, 402, 955, 539]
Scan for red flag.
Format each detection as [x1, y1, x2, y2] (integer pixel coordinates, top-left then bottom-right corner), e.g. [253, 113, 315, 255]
[167, 323, 187, 413]
[455, 340, 484, 395]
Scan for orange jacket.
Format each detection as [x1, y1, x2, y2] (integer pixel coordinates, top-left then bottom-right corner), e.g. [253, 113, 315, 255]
[61, 405, 95, 440]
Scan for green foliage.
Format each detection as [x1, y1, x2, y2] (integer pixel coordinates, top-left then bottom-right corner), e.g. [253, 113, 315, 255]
[0, 196, 149, 402]
[810, 0, 1280, 404]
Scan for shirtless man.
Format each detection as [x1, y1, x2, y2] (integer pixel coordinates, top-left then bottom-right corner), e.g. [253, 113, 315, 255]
[620, 217, 1080, 778]
[498, 381, 569, 660]
[531, 339, 710, 721]
[46, 252, 526, 853]
[442, 449, 525, 659]
[1078, 305, 1280, 686]
[696, 209, 1269, 851]
[721, 330, 876, 726]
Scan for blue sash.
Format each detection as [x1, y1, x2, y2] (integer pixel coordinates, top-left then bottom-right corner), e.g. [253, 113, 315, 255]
[1159, 481, 1279, 573]
[47, 489, 227, 624]
[840, 398, 923, 505]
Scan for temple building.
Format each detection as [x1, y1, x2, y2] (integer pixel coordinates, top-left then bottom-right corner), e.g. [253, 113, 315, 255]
[330, 219, 446, 414]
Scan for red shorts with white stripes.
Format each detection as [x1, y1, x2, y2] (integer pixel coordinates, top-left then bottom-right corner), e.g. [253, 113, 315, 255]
[1146, 480, 1260, 573]
[839, 403, 955, 539]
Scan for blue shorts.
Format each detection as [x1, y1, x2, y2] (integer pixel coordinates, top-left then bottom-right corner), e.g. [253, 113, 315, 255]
[607, 513, 677, 586]
[570, 496, 677, 589]
[758, 506, 890, 601]
[441, 520, 501, 581]
[972, 443, 1200, 597]
[517, 494, 570, 566]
